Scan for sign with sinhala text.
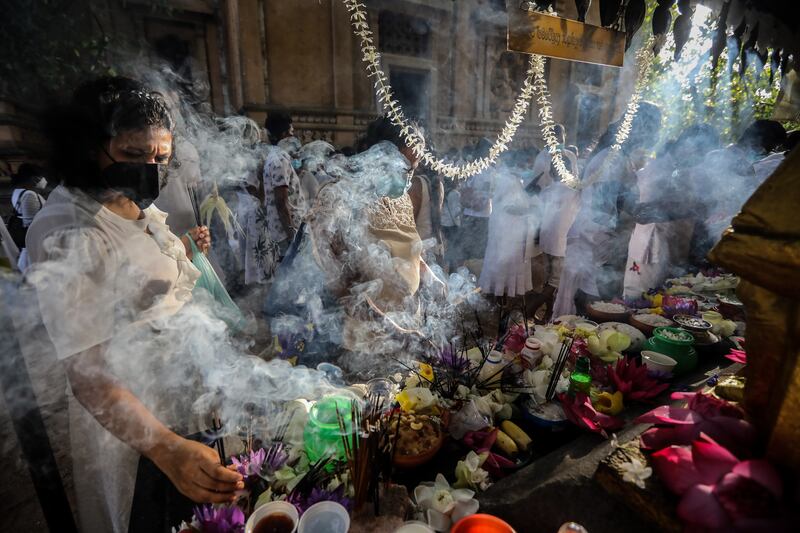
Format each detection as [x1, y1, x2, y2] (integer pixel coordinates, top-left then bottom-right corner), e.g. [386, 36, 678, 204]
[507, 9, 625, 67]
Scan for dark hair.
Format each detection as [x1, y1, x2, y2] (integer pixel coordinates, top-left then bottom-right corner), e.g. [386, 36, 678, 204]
[45, 76, 174, 191]
[738, 120, 787, 154]
[673, 123, 720, 155]
[553, 124, 566, 142]
[12, 162, 45, 187]
[265, 106, 293, 144]
[475, 137, 492, 159]
[364, 115, 406, 150]
[628, 101, 662, 149]
[339, 146, 356, 157]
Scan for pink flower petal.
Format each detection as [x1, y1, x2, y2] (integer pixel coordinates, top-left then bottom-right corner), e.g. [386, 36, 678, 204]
[677, 484, 730, 529]
[702, 417, 757, 457]
[640, 426, 698, 450]
[725, 349, 747, 365]
[731, 460, 783, 499]
[635, 406, 703, 425]
[692, 436, 739, 484]
[651, 445, 702, 494]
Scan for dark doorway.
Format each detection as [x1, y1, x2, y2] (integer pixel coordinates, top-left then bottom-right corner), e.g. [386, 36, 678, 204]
[388, 68, 431, 124]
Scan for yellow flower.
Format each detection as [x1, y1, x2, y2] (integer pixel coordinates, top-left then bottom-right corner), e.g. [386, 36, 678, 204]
[418, 362, 434, 382]
[594, 391, 624, 415]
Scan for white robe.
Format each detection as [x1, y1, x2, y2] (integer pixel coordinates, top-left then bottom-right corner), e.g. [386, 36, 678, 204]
[479, 171, 536, 297]
[27, 186, 201, 533]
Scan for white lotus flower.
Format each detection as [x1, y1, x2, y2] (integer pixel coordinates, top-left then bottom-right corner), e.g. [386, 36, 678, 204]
[414, 474, 480, 532]
[455, 451, 492, 491]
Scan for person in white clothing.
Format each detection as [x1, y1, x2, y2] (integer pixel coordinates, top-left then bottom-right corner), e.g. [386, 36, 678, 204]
[263, 108, 308, 256]
[26, 77, 242, 533]
[479, 158, 536, 298]
[8, 163, 47, 271]
[460, 139, 494, 263]
[440, 180, 463, 271]
[623, 125, 720, 296]
[554, 103, 663, 316]
[525, 145, 580, 321]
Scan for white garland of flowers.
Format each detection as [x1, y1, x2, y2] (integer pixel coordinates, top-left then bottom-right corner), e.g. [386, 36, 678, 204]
[344, 0, 655, 186]
[532, 39, 656, 189]
[344, 0, 537, 180]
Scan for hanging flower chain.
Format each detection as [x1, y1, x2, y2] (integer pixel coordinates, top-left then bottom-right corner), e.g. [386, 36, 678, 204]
[610, 40, 656, 153]
[343, 0, 538, 180]
[532, 39, 656, 189]
[344, 0, 654, 186]
[531, 54, 581, 189]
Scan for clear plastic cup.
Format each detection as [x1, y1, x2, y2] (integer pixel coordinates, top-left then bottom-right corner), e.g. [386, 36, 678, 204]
[296, 501, 350, 533]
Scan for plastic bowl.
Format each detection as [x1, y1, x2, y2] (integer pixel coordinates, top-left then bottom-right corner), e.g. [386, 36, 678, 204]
[451, 514, 516, 533]
[641, 351, 678, 375]
[673, 314, 712, 333]
[297, 501, 350, 533]
[629, 313, 674, 336]
[585, 303, 629, 323]
[246, 500, 299, 533]
[393, 412, 448, 469]
[644, 338, 697, 375]
[653, 326, 695, 346]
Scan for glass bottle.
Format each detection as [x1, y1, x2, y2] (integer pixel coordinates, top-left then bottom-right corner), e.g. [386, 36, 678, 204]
[569, 356, 592, 395]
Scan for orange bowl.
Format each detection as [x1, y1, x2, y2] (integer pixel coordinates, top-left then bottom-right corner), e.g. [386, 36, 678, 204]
[392, 432, 445, 469]
[451, 514, 516, 533]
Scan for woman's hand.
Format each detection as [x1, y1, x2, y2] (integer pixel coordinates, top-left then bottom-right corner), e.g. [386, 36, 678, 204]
[149, 435, 243, 504]
[182, 226, 211, 259]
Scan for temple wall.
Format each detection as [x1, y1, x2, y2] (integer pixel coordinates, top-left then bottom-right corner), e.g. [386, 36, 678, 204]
[0, 0, 624, 183]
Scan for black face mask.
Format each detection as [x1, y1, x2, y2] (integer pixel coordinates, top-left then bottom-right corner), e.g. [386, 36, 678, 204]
[100, 150, 166, 210]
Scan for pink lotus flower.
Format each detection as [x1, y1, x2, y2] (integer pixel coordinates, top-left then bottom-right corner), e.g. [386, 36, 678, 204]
[608, 357, 669, 402]
[636, 392, 755, 457]
[650, 434, 785, 531]
[558, 393, 624, 438]
[725, 349, 747, 365]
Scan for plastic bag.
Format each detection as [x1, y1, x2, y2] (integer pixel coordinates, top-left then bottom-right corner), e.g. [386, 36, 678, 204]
[188, 236, 246, 332]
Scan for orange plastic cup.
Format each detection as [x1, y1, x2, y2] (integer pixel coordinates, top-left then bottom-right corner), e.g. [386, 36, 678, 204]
[450, 514, 516, 533]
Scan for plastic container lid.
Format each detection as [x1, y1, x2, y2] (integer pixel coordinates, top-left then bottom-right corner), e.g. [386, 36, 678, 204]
[296, 501, 350, 533]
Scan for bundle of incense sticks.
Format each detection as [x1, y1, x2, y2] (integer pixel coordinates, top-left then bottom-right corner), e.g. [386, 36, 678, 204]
[545, 337, 574, 401]
[210, 413, 226, 464]
[337, 394, 388, 512]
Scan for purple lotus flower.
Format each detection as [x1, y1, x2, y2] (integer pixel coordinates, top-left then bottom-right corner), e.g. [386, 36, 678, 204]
[231, 443, 289, 479]
[263, 442, 290, 473]
[290, 486, 351, 514]
[192, 504, 245, 533]
[231, 448, 266, 478]
[439, 345, 470, 373]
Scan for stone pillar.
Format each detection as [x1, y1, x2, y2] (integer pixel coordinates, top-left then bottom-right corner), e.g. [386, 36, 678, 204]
[238, 0, 268, 107]
[223, 0, 244, 112]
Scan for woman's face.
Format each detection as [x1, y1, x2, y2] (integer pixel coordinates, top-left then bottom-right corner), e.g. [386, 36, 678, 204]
[98, 126, 173, 170]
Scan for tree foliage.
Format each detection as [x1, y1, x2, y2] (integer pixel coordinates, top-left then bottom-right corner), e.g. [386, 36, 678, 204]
[640, 2, 790, 143]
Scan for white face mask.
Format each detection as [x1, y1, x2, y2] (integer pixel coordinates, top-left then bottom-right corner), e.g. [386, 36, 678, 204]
[34, 177, 47, 190]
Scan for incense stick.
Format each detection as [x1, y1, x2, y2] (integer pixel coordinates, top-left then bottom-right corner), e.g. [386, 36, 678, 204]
[546, 338, 574, 401]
